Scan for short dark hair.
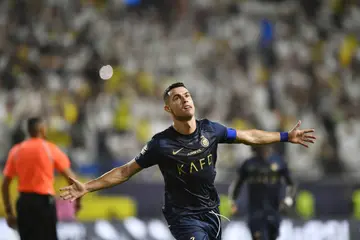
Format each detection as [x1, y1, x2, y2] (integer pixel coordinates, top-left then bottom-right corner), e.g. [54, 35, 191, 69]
[163, 82, 187, 103]
[27, 117, 43, 137]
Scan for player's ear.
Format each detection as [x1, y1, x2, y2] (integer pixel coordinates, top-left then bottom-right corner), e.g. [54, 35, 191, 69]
[164, 105, 171, 113]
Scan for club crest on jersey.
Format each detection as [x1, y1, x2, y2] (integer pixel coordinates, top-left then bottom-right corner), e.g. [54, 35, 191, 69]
[270, 163, 278, 171]
[200, 136, 209, 147]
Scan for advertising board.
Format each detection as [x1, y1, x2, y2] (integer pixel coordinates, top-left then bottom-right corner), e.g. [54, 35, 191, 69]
[0, 218, 356, 240]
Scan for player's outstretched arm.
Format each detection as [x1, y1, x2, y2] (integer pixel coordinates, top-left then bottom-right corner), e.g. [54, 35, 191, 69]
[235, 120, 316, 148]
[60, 159, 142, 201]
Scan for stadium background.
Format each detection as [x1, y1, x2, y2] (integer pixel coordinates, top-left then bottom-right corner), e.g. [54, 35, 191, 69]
[0, 0, 360, 239]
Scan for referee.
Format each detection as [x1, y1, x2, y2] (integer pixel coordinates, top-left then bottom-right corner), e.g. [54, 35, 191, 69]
[1, 117, 79, 240]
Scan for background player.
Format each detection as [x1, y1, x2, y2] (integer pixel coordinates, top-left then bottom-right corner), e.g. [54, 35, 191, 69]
[228, 146, 296, 240]
[1, 117, 79, 240]
[60, 82, 315, 240]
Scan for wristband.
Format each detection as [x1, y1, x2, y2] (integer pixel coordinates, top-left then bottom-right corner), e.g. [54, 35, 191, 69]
[280, 132, 289, 142]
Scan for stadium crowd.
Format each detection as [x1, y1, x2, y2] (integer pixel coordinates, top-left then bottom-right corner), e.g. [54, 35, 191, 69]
[0, 0, 360, 182]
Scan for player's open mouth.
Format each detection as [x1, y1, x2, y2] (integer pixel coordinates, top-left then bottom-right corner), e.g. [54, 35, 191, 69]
[183, 105, 192, 110]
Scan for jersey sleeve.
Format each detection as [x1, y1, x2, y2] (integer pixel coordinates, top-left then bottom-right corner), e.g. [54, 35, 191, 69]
[52, 145, 71, 172]
[3, 145, 19, 177]
[209, 120, 237, 143]
[135, 138, 159, 169]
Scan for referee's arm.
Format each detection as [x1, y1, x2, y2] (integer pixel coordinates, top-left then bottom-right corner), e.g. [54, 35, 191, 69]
[1, 177, 15, 219]
[60, 168, 82, 212]
[52, 144, 78, 183]
[61, 168, 77, 184]
[53, 145, 81, 210]
[1, 146, 18, 229]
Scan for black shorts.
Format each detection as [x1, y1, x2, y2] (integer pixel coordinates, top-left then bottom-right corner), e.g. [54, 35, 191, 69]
[167, 208, 223, 240]
[248, 214, 281, 240]
[16, 192, 58, 240]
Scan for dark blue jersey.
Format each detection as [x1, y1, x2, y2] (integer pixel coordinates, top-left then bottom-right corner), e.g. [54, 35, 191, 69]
[135, 119, 236, 219]
[238, 155, 290, 216]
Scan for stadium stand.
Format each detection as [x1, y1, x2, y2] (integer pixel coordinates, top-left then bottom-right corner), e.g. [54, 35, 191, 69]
[0, 0, 359, 182]
[1, 1, 360, 239]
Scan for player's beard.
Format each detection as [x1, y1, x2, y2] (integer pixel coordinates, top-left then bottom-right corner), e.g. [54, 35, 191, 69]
[171, 109, 194, 122]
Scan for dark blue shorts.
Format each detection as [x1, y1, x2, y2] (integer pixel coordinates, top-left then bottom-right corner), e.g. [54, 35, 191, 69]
[167, 208, 223, 240]
[248, 215, 280, 240]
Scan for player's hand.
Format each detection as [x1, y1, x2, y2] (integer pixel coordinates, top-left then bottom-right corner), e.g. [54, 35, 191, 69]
[6, 214, 17, 229]
[288, 120, 316, 148]
[60, 177, 88, 202]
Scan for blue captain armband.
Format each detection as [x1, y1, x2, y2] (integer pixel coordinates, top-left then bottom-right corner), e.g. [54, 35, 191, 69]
[226, 128, 237, 142]
[280, 132, 289, 142]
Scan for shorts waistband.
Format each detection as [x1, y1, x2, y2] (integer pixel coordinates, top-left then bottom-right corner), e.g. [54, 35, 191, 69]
[19, 192, 54, 199]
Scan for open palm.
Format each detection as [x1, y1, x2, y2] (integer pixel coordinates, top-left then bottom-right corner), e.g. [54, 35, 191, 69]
[288, 120, 316, 148]
[60, 177, 88, 202]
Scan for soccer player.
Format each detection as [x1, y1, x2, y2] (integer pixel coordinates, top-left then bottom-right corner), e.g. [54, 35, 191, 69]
[1, 117, 79, 240]
[228, 146, 296, 240]
[60, 82, 315, 240]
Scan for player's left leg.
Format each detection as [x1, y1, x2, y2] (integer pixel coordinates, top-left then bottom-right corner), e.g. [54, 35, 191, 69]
[168, 215, 210, 240]
[171, 227, 210, 240]
[206, 208, 227, 240]
[166, 208, 225, 240]
[171, 208, 224, 240]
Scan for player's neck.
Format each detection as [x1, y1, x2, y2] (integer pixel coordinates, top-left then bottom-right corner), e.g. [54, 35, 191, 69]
[172, 118, 197, 135]
[30, 134, 45, 139]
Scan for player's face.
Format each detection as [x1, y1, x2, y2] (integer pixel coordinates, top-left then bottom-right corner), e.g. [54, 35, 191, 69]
[165, 87, 195, 121]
